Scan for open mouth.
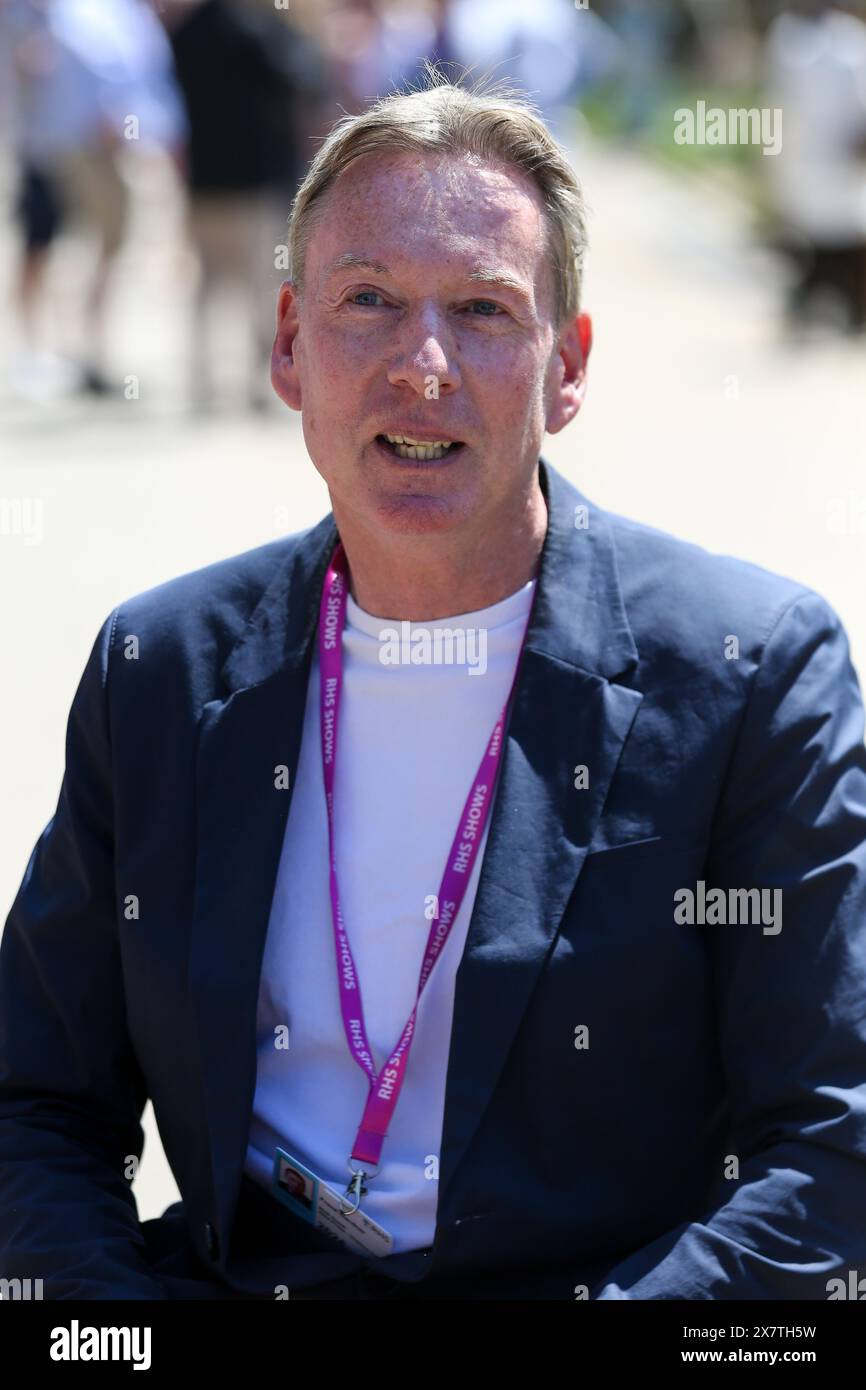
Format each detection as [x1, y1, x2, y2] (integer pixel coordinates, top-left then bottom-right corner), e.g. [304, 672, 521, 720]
[375, 433, 465, 462]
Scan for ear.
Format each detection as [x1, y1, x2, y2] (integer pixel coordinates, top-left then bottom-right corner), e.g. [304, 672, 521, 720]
[271, 281, 302, 410]
[546, 311, 592, 435]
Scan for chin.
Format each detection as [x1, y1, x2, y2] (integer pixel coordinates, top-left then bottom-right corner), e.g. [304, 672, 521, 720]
[370, 491, 470, 534]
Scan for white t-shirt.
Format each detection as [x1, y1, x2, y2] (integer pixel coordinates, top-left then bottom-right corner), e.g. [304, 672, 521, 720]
[244, 574, 536, 1253]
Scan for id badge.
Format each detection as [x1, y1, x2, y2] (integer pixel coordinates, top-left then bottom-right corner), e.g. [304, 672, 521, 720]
[271, 1147, 394, 1258]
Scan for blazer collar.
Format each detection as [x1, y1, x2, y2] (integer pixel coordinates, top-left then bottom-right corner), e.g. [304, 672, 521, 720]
[219, 457, 639, 694]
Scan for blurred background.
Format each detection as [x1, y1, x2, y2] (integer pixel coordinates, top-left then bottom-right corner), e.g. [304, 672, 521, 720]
[2, 0, 866, 1221]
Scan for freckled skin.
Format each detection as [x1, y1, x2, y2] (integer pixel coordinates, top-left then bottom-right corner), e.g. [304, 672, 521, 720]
[271, 149, 592, 619]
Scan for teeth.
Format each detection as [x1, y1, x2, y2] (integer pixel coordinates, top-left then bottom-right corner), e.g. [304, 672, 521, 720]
[382, 433, 457, 461]
[383, 434, 454, 447]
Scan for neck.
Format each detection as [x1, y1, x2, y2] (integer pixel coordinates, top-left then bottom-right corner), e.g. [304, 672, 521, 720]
[333, 475, 548, 621]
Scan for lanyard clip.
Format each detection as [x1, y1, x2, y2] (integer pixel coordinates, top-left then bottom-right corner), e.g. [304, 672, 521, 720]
[342, 1168, 368, 1215]
[342, 1156, 380, 1215]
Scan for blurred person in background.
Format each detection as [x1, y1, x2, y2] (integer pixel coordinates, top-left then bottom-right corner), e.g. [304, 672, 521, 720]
[764, 0, 866, 333]
[596, 0, 685, 133]
[0, 2, 66, 385]
[319, 0, 449, 113]
[162, 0, 329, 412]
[0, 0, 186, 396]
[444, 0, 620, 136]
[318, 0, 620, 133]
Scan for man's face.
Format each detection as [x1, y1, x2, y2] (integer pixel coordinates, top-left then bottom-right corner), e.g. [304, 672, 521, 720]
[272, 149, 590, 539]
[285, 1170, 305, 1197]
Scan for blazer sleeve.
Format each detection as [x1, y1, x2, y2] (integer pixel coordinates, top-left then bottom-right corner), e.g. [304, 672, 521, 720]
[0, 611, 169, 1299]
[592, 590, 866, 1300]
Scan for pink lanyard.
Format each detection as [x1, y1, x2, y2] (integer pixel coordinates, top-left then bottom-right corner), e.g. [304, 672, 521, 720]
[318, 542, 533, 1202]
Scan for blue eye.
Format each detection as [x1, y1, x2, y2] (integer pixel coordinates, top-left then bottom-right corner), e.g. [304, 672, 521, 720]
[468, 301, 501, 316]
[350, 290, 384, 306]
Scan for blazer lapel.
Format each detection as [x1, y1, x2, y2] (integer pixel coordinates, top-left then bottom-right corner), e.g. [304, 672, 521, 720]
[435, 460, 644, 1222]
[188, 512, 337, 1243]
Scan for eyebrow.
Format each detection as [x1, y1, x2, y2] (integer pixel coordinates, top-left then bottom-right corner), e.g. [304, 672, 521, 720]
[325, 254, 533, 303]
[326, 254, 391, 276]
[466, 267, 530, 297]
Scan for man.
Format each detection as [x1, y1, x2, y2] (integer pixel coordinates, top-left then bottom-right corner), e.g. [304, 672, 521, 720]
[2, 73, 866, 1302]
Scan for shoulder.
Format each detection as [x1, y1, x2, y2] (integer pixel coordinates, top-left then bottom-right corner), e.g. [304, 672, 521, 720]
[600, 503, 841, 682]
[113, 533, 298, 643]
[102, 523, 327, 706]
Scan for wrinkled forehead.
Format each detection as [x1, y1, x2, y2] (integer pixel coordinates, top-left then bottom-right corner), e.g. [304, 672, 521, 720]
[306, 149, 553, 300]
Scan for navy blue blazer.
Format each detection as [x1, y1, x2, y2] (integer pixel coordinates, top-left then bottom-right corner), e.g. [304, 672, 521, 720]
[3, 457, 866, 1300]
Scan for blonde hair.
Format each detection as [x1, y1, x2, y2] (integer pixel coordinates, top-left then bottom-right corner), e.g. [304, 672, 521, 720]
[288, 67, 587, 328]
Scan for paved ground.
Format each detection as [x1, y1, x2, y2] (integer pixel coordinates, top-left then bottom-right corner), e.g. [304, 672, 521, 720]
[2, 136, 865, 1222]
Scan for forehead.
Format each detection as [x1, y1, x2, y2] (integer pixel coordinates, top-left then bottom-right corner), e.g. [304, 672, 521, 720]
[308, 149, 550, 284]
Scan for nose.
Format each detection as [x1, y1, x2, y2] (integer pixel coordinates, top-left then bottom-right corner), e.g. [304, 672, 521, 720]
[386, 304, 461, 398]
